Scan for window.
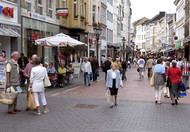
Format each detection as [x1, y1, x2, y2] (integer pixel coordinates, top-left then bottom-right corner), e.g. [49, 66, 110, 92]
[26, 1, 31, 11]
[62, 0, 66, 8]
[38, 0, 43, 15]
[92, 5, 96, 23]
[38, 0, 42, 5]
[84, 3, 86, 17]
[49, 9, 52, 18]
[49, 0, 52, 9]
[39, 6, 43, 15]
[80, 0, 83, 16]
[74, 0, 77, 17]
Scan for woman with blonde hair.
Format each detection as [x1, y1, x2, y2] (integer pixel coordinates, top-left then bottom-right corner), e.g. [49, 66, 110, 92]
[106, 63, 123, 108]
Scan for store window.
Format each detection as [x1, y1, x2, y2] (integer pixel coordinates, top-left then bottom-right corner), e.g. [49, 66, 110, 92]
[74, 0, 77, 17]
[62, 0, 66, 8]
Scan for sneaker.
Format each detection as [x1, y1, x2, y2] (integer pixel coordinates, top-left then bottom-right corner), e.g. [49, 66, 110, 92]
[36, 112, 41, 115]
[44, 109, 49, 114]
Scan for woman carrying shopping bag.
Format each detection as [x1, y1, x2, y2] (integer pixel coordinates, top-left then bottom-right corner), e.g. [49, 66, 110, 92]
[106, 63, 123, 108]
[29, 57, 49, 115]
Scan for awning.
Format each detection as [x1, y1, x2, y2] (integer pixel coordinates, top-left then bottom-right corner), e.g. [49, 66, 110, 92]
[0, 28, 20, 37]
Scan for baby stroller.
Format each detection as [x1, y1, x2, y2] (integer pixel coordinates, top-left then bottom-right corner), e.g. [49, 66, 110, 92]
[48, 73, 57, 87]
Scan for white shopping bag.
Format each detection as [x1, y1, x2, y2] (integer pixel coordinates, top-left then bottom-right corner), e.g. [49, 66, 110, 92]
[105, 90, 110, 103]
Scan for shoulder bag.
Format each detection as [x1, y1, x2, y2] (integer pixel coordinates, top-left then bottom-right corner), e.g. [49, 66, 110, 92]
[150, 67, 155, 87]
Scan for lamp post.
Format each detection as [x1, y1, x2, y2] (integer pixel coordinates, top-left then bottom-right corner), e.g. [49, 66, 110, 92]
[93, 25, 102, 64]
[122, 37, 126, 60]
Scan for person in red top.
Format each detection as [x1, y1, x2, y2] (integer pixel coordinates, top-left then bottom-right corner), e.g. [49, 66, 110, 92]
[166, 60, 182, 105]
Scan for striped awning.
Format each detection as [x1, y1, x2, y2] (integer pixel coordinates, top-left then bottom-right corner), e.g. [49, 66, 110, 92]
[0, 27, 20, 37]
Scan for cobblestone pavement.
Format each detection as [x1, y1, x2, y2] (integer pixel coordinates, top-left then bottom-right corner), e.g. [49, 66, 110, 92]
[1, 67, 190, 132]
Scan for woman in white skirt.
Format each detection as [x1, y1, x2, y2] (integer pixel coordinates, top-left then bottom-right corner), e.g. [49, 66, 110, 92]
[29, 57, 49, 115]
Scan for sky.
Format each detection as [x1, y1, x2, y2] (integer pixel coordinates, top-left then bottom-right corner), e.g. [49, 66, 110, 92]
[131, 0, 176, 23]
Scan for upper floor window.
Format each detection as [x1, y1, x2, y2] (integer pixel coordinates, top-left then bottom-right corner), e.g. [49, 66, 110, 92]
[26, 1, 31, 11]
[38, 0, 42, 5]
[62, 0, 66, 8]
[80, 0, 83, 16]
[49, 0, 52, 9]
[92, 5, 96, 23]
[74, 0, 77, 17]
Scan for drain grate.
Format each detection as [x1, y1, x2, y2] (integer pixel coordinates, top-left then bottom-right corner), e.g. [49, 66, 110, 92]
[73, 104, 98, 109]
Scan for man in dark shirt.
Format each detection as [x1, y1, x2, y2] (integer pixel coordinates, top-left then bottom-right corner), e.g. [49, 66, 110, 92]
[18, 53, 28, 86]
[91, 56, 99, 81]
[122, 59, 127, 80]
[104, 57, 112, 81]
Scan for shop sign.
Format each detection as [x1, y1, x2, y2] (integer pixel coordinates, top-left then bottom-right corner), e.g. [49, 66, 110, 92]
[72, 62, 81, 75]
[57, 9, 69, 17]
[28, 12, 59, 25]
[0, 62, 6, 89]
[0, 1, 18, 23]
[0, 6, 14, 18]
[175, 42, 182, 48]
[59, 42, 66, 46]
[0, 23, 19, 30]
[32, 32, 42, 40]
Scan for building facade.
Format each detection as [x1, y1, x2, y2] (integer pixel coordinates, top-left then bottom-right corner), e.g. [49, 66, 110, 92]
[0, 0, 21, 59]
[21, 0, 59, 63]
[58, 0, 89, 60]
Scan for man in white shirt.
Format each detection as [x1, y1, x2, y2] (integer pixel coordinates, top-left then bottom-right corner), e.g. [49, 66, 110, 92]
[81, 57, 92, 86]
[137, 56, 145, 79]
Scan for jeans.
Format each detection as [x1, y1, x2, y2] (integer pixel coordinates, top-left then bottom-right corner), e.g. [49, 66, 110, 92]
[33, 92, 47, 107]
[84, 72, 90, 85]
[92, 69, 98, 81]
[139, 67, 144, 79]
[122, 69, 127, 80]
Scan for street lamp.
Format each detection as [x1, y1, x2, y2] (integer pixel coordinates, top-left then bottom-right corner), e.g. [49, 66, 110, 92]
[93, 25, 102, 63]
[122, 37, 126, 60]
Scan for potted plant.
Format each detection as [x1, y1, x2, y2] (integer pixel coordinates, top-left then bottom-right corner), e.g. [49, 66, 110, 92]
[81, 16, 85, 20]
[74, 15, 78, 18]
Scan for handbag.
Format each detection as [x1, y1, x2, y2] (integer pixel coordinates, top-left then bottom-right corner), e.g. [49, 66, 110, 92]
[44, 77, 51, 87]
[26, 92, 36, 110]
[150, 67, 155, 87]
[105, 90, 110, 103]
[137, 68, 140, 72]
[0, 88, 18, 105]
[167, 68, 172, 87]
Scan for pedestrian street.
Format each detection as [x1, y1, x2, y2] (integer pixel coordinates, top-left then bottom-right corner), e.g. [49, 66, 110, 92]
[1, 67, 190, 132]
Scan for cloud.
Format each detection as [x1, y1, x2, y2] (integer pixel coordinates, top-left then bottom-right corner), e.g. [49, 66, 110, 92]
[131, 0, 176, 22]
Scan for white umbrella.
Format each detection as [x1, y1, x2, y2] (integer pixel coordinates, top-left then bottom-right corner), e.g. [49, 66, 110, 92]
[35, 33, 86, 47]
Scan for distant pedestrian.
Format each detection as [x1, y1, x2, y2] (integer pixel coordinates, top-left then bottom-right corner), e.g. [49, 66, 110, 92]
[146, 56, 154, 78]
[177, 58, 183, 68]
[127, 58, 131, 68]
[166, 60, 182, 105]
[104, 57, 112, 81]
[137, 56, 145, 79]
[163, 61, 170, 98]
[29, 57, 49, 115]
[91, 56, 99, 82]
[81, 57, 92, 86]
[24, 54, 38, 111]
[122, 59, 127, 80]
[106, 63, 123, 108]
[18, 53, 29, 86]
[133, 57, 137, 67]
[181, 58, 190, 89]
[6, 51, 21, 114]
[153, 59, 165, 104]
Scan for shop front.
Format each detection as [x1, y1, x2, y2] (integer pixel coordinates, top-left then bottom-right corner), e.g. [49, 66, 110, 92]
[0, 0, 21, 59]
[175, 41, 184, 59]
[22, 16, 59, 63]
